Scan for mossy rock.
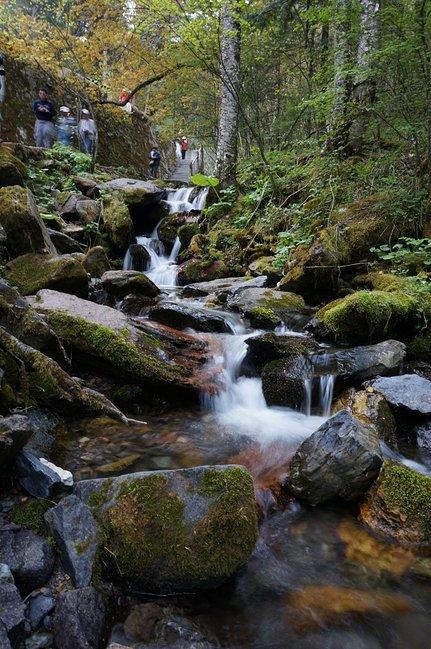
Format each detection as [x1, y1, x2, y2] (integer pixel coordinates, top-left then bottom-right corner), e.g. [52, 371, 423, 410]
[353, 272, 413, 293]
[360, 461, 431, 549]
[178, 258, 230, 285]
[0, 186, 56, 257]
[75, 465, 258, 592]
[0, 146, 27, 187]
[407, 334, 431, 362]
[314, 290, 423, 344]
[10, 499, 52, 534]
[261, 357, 306, 408]
[226, 287, 305, 329]
[178, 222, 199, 248]
[5, 253, 89, 298]
[102, 195, 134, 253]
[244, 333, 318, 373]
[82, 246, 111, 279]
[248, 256, 282, 285]
[158, 214, 186, 247]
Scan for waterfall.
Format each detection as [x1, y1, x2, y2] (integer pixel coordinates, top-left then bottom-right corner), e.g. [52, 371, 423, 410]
[136, 229, 181, 288]
[164, 187, 209, 214]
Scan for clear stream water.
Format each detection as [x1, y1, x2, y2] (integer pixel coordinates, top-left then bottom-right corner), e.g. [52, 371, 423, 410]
[63, 186, 431, 648]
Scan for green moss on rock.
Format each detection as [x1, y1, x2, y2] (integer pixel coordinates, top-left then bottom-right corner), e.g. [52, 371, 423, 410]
[10, 499, 51, 534]
[102, 195, 134, 252]
[0, 147, 27, 187]
[5, 253, 89, 297]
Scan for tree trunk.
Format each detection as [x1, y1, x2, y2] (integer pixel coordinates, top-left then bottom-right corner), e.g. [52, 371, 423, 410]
[327, 0, 351, 151]
[214, 2, 241, 188]
[349, 0, 380, 150]
[0, 53, 5, 142]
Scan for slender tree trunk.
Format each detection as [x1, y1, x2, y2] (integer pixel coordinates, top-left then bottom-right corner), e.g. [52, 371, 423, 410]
[0, 53, 5, 142]
[214, 2, 241, 188]
[327, 0, 351, 151]
[349, 0, 380, 150]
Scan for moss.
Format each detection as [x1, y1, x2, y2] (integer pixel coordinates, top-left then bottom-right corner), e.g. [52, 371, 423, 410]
[353, 272, 412, 293]
[102, 195, 133, 251]
[10, 499, 51, 534]
[378, 462, 431, 534]
[250, 306, 280, 326]
[407, 334, 431, 361]
[316, 290, 421, 343]
[0, 146, 27, 186]
[5, 253, 88, 297]
[178, 222, 199, 248]
[87, 467, 258, 589]
[45, 311, 185, 383]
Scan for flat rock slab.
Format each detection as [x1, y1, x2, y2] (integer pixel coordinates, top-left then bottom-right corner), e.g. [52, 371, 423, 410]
[45, 494, 98, 588]
[180, 276, 267, 298]
[0, 528, 54, 594]
[97, 178, 164, 204]
[149, 301, 234, 333]
[367, 374, 431, 415]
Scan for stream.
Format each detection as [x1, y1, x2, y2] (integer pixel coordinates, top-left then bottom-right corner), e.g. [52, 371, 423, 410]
[62, 186, 431, 648]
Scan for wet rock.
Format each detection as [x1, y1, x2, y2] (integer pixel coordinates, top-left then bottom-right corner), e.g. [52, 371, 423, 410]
[226, 286, 305, 328]
[75, 465, 258, 592]
[5, 253, 89, 298]
[28, 593, 55, 631]
[30, 289, 209, 395]
[123, 243, 150, 272]
[97, 177, 164, 206]
[101, 270, 160, 299]
[0, 622, 12, 649]
[287, 410, 383, 505]
[16, 450, 73, 498]
[178, 222, 199, 248]
[0, 279, 68, 367]
[178, 257, 230, 285]
[334, 388, 396, 441]
[149, 301, 234, 333]
[261, 357, 307, 408]
[244, 333, 318, 374]
[25, 631, 53, 648]
[47, 229, 82, 254]
[45, 495, 98, 588]
[158, 214, 186, 247]
[82, 246, 110, 279]
[248, 256, 282, 285]
[366, 374, 431, 415]
[415, 420, 431, 450]
[180, 275, 267, 299]
[118, 294, 154, 316]
[0, 147, 27, 188]
[102, 195, 134, 253]
[53, 587, 106, 649]
[0, 528, 55, 594]
[0, 564, 14, 584]
[0, 186, 55, 257]
[0, 415, 33, 469]
[0, 583, 26, 648]
[360, 461, 431, 549]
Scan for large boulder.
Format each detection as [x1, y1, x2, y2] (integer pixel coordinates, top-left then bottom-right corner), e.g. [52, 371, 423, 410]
[0, 527, 55, 594]
[82, 246, 110, 279]
[261, 357, 307, 408]
[334, 388, 396, 441]
[102, 195, 134, 252]
[0, 583, 25, 649]
[180, 276, 267, 299]
[178, 257, 230, 285]
[0, 186, 56, 256]
[45, 495, 98, 588]
[226, 287, 306, 328]
[360, 461, 431, 549]
[47, 229, 82, 254]
[248, 256, 282, 285]
[0, 147, 27, 188]
[0, 279, 68, 366]
[5, 253, 89, 298]
[287, 410, 383, 505]
[0, 415, 33, 468]
[74, 465, 258, 592]
[97, 178, 165, 206]
[149, 301, 234, 333]
[367, 374, 431, 415]
[101, 270, 159, 299]
[30, 289, 209, 394]
[53, 587, 106, 649]
[122, 243, 150, 272]
[312, 290, 422, 344]
[244, 333, 318, 374]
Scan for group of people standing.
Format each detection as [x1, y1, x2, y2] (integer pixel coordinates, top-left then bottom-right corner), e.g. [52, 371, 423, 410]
[33, 88, 97, 153]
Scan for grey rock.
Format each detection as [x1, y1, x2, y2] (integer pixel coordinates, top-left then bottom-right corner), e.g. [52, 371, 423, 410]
[56, 192, 86, 220]
[76, 199, 101, 225]
[367, 374, 431, 415]
[0, 415, 33, 469]
[0, 563, 14, 584]
[123, 243, 150, 273]
[45, 495, 98, 588]
[25, 631, 53, 649]
[180, 275, 267, 299]
[0, 528, 55, 594]
[261, 356, 307, 408]
[149, 301, 234, 333]
[97, 178, 164, 205]
[0, 583, 26, 648]
[287, 410, 383, 505]
[47, 229, 82, 254]
[15, 451, 72, 498]
[0, 622, 12, 649]
[28, 594, 55, 631]
[225, 286, 306, 329]
[53, 587, 106, 649]
[82, 247, 110, 279]
[101, 270, 160, 299]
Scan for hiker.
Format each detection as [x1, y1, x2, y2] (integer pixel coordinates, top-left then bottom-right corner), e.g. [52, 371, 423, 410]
[56, 106, 76, 146]
[180, 136, 189, 160]
[149, 146, 161, 178]
[77, 109, 97, 154]
[33, 88, 56, 149]
[119, 87, 134, 114]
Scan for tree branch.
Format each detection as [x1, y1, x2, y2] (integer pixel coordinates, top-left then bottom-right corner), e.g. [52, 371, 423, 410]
[93, 66, 185, 106]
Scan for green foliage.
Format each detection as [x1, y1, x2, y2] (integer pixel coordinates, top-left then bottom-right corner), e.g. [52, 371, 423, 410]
[205, 186, 237, 220]
[371, 238, 431, 277]
[190, 173, 219, 188]
[275, 231, 313, 269]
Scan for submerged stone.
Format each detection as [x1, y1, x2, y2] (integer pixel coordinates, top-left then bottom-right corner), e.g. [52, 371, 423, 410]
[74, 465, 258, 592]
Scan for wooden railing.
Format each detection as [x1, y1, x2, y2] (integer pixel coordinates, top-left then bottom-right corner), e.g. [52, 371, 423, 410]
[189, 146, 204, 175]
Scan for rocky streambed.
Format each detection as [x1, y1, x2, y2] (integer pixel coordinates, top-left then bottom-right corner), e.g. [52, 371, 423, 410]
[2, 146, 431, 649]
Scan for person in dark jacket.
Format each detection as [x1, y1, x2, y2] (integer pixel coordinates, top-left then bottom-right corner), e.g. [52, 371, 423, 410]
[149, 147, 161, 178]
[33, 88, 56, 149]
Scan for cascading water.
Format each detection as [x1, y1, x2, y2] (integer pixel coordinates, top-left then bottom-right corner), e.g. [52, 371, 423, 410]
[123, 186, 209, 287]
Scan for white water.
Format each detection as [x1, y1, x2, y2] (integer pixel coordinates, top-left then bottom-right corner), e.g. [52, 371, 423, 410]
[302, 373, 335, 417]
[204, 332, 326, 445]
[164, 187, 209, 214]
